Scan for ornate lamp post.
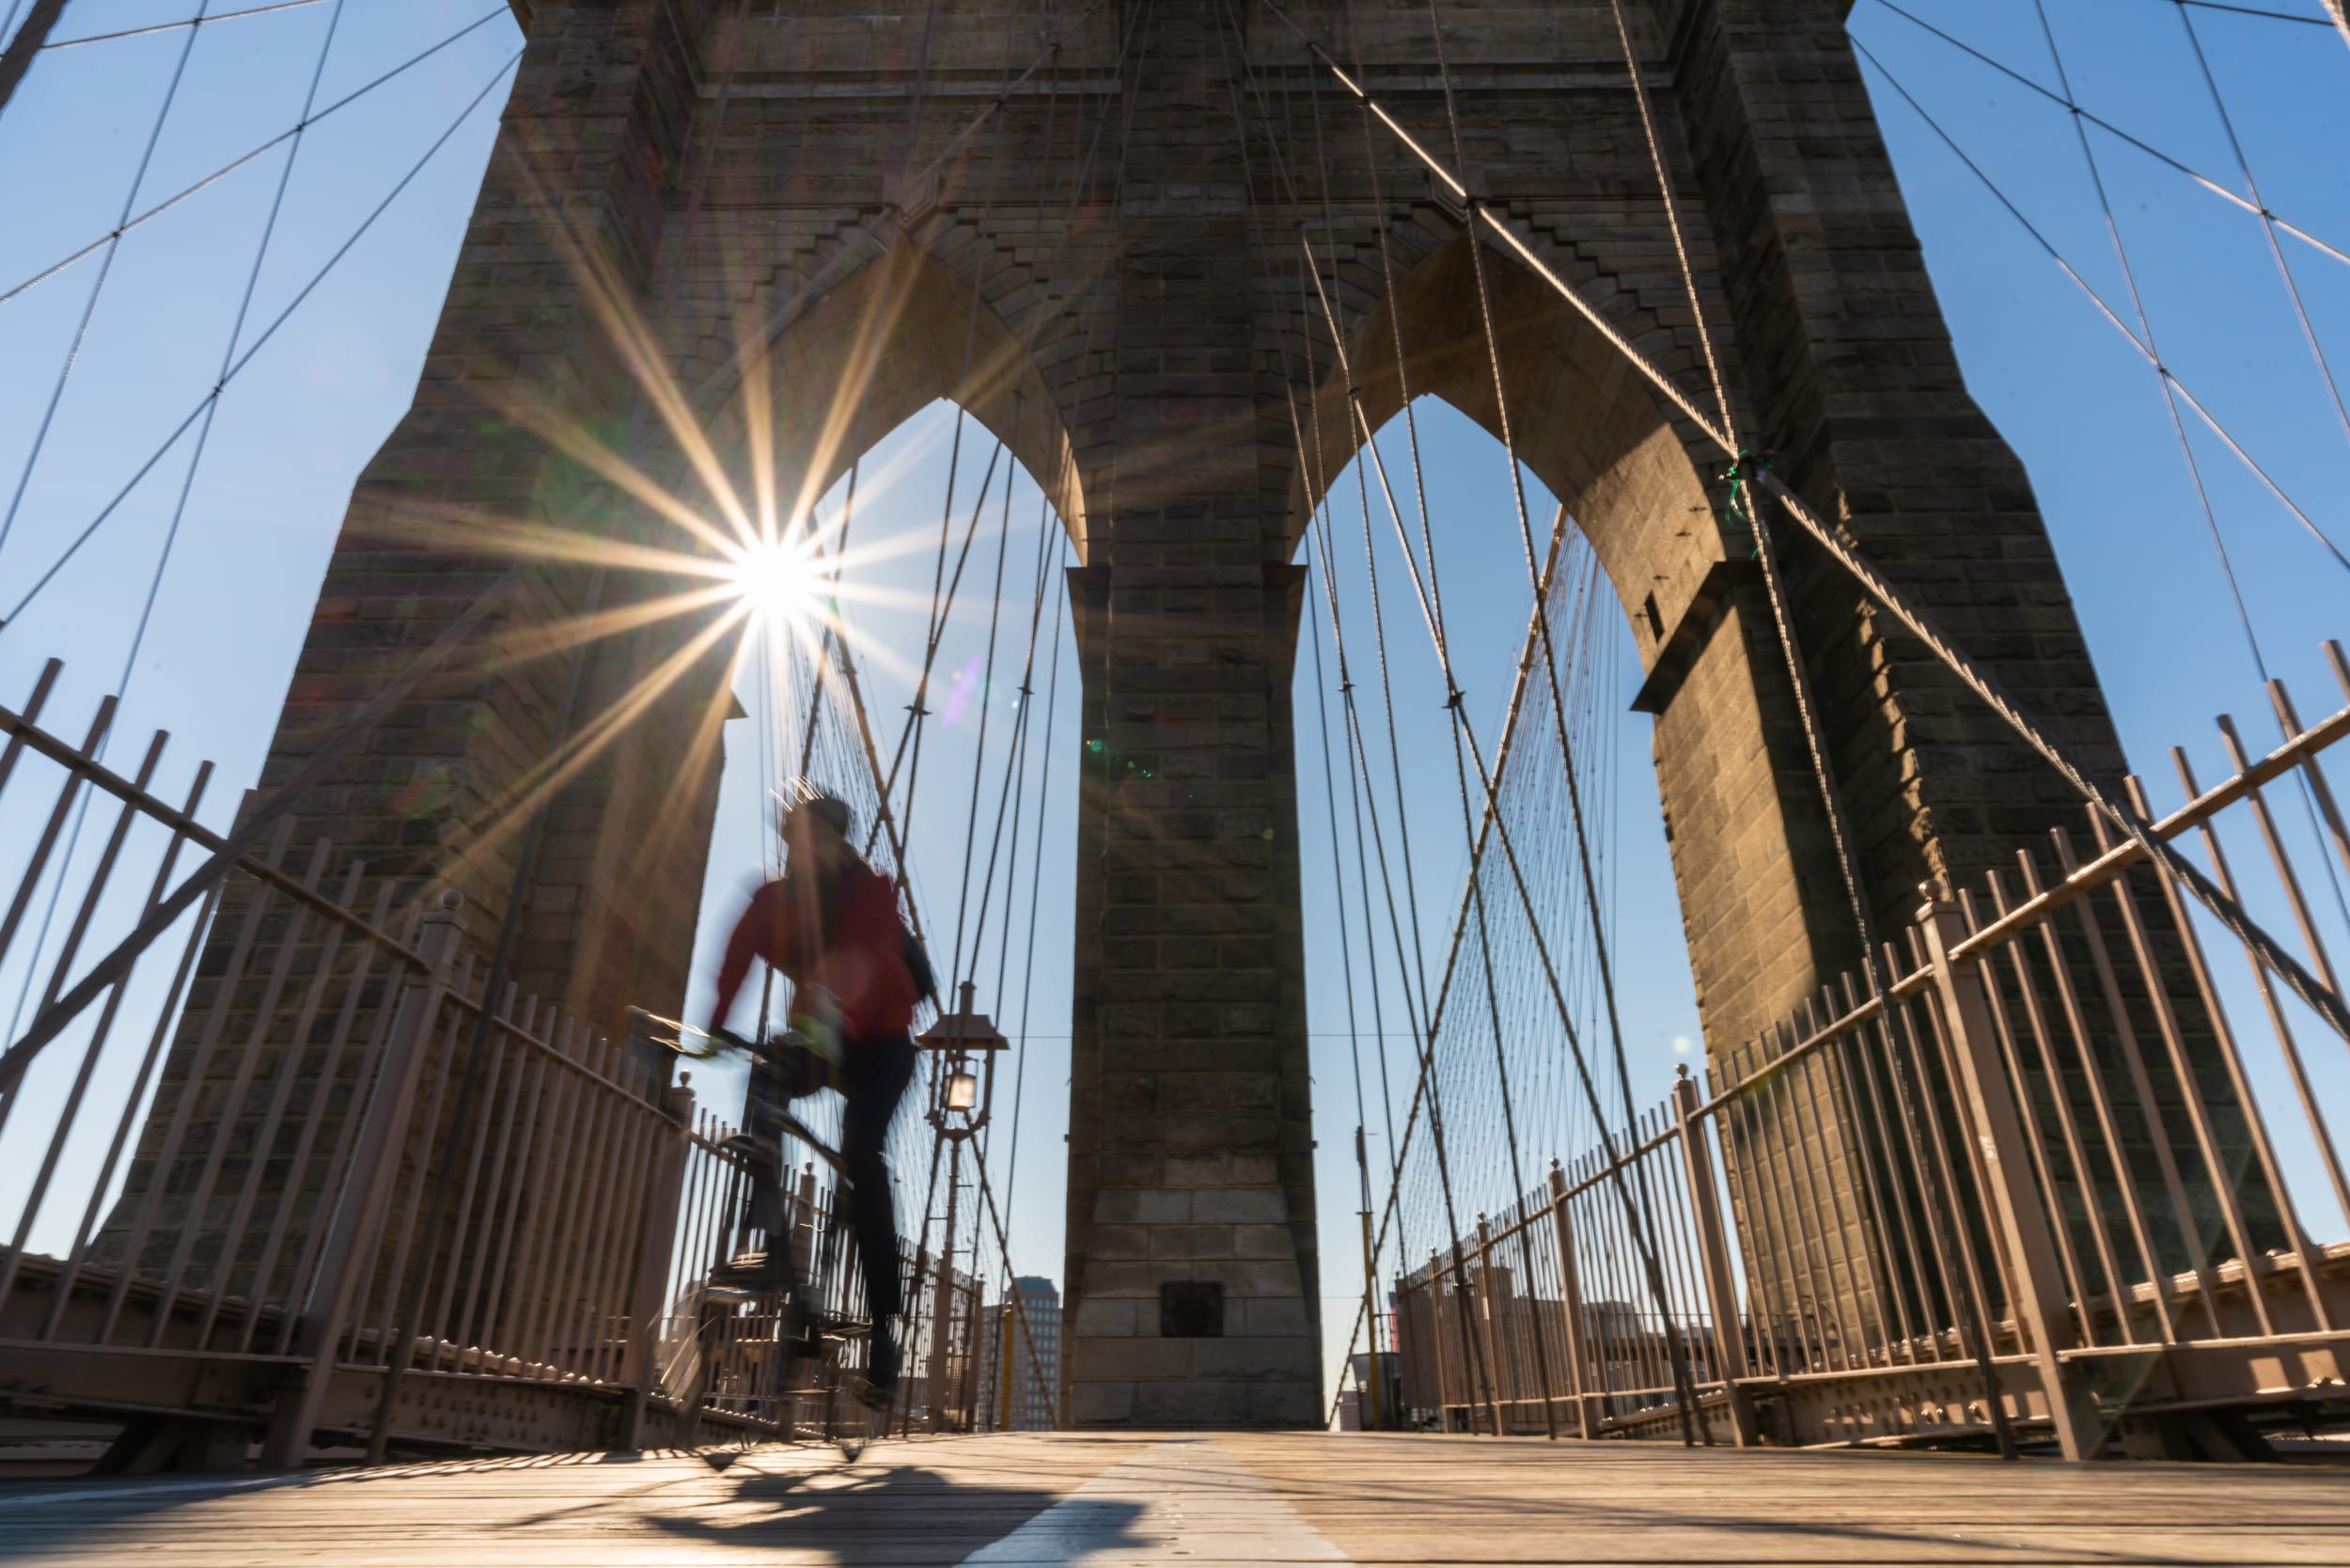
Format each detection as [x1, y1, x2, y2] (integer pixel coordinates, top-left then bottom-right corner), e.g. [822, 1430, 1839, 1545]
[914, 982, 1007, 1431]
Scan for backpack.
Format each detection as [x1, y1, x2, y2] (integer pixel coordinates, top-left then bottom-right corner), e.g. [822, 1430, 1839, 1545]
[901, 925, 939, 1008]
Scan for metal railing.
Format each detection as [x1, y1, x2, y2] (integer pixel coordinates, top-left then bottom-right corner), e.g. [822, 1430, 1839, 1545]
[1396, 645, 2350, 1457]
[650, 1110, 984, 1441]
[0, 658, 923, 1465]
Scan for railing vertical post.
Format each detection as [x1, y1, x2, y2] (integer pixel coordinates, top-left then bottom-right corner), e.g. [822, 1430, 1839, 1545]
[1672, 1069, 1758, 1447]
[1473, 1215, 1506, 1435]
[959, 1272, 986, 1432]
[1358, 1205, 1384, 1432]
[260, 892, 465, 1469]
[619, 1078, 695, 1451]
[1917, 885, 2100, 1462]
[1425, 1250, 1456, 1430]
[928, 1138, 964, 1434]
[1545, 1164, 1599, 1439]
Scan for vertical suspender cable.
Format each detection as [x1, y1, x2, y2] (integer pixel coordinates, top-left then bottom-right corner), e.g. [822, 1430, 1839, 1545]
[365, 0, 758, 1461]
[1, 0, 352, 1050]
[1600, 0, 2018, 1453]
[1305, 534, 1386, 1430]
[1259, 0, 2350, 1045]
[1222, 0, 1489, 1425]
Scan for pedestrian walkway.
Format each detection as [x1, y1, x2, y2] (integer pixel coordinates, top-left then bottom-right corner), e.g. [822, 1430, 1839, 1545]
[3, 1432, 2347, 1565]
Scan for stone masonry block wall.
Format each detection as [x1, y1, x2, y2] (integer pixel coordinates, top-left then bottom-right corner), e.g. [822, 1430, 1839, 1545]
[142, 0, 2168, 1418]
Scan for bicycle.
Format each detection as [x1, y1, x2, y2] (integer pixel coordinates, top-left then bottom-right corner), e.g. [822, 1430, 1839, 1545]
[632, 1010, 890, 1466]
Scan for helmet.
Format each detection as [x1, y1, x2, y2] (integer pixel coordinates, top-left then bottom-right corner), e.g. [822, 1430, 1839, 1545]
[777, 786, 852, 842]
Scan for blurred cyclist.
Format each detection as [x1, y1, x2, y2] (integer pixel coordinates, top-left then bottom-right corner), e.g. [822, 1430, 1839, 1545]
[707, 790, 928, 1400]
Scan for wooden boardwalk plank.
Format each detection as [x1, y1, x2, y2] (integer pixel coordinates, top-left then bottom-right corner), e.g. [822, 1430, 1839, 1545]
[1230, 1434, 2350, 1565]
[0, 1432, 2342, 1565]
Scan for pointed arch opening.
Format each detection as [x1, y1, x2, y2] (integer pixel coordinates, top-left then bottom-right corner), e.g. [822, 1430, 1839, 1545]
[725, 241, 1091, 557]
[1290, 228, 1854, 1062]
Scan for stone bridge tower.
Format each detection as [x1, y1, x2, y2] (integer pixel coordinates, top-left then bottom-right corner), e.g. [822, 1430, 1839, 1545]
[230, 0, 2130, 1427]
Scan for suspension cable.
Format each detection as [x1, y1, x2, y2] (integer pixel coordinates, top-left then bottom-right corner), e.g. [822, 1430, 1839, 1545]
[1441, 1, 1690, 1435]
[943, 434, 1024, 994]
[4, 0, 1125, 1100]
[1257, 0, 2350, 1046]
[1292, 181, 1691, 1434]
[1849, 37, 2347, 576]
[964, 491, 1058, 1009]
[1303, 531, 1386, 1424]
[2170, 2, 2350, 462]
[0, 43, 524, 631]
[0, 0, 215, 560]
[1311, 494, 1581, 1431]
[2033, 0, 2271, 681]
[1285, 361, 1410, 1283]
[40, 0, 334, 51]
[1221, 0, 1500, 1424]
[1862, 0, 2350, 269]
[992, 536, 1068, 1264]
[1, 0, 356, 1051]
[0, 6, 515, 310]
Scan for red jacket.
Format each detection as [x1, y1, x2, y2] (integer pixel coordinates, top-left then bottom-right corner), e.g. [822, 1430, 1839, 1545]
[711, 864, 919, 1039]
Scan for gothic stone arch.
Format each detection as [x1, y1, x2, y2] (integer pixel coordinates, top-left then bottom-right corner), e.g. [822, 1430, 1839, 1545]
[222, 0, 2131, 1428]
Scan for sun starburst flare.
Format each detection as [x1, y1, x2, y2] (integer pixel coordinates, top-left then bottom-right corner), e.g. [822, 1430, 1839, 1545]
[393, 141, 1071, 905]
[723, 534, 823, 631]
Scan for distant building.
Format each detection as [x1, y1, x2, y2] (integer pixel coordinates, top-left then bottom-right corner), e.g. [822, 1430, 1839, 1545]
[1338, 1349, 1403, 1431]
[974, 1276, 1061, 1430]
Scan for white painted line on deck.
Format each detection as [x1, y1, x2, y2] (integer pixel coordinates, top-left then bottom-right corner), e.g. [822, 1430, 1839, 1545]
[960, 1437, 1350, 1565]
[0, 1472, 306, 1511]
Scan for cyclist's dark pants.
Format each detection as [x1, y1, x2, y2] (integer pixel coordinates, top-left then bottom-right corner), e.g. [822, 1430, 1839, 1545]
[840, 1030, 916, 1324]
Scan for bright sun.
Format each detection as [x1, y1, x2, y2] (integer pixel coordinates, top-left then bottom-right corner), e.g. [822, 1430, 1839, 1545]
[726, 537, 819, 627]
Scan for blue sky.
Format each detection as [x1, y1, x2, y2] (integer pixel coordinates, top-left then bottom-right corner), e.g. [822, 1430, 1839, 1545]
[0, 0, 2346, 1406]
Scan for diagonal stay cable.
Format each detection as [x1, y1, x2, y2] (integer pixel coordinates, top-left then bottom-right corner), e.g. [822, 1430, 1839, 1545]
[0, 5, 513, 310]
[1606, 0, 2017, 1450]
[123, 0, 352, 697]
[2089, 0, 2350, 1027]
[986, 536, 1067, 1289]
[1257, 0, 2350, 1049]
[0, 0, 213, 561]
[1436, 0, 1691, 1437]
[0, 44, 522, 1097]
[3, 0, 1114, 1095]
[1269, 2, 1568, 1414]
[0, 0, 357, 1057]
[1845, 36, 2346, 574]
[943, 438, 1022, 996]
[1864, 0, 2350, 270]
[1303, 530, 1386, 1420]
[962, 492, 1057, 1010]
[0, 0, 224, 1049]
[0, 44, 524, 634]
[42, 0, 333, 49]
[0, 566, 520, 1094]
[1315, 497, 1579, 1433]
[2156, 0, 2337, 20]
[1298, 193, 1690, 1436]
[2169, 1, 2350, 463]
